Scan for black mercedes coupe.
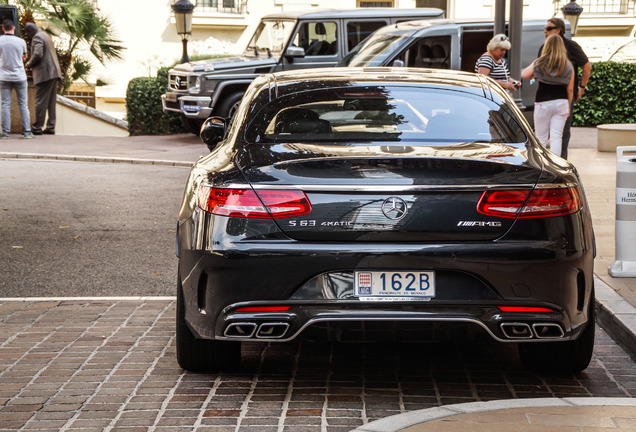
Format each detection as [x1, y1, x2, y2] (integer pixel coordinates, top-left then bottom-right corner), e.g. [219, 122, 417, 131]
[176, 67, 595, 373]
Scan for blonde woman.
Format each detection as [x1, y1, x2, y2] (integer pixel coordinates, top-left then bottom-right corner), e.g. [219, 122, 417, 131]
[475, 34, 521, 91]
[522, 34, 574, 158]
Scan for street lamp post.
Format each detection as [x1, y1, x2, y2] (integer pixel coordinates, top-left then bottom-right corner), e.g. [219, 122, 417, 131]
[561, 0, 584, 36]
[172, 0, 195, 63]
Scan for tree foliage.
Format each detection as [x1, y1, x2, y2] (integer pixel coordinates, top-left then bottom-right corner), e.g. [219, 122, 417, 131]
[11, 0, 125, 94]
[47, 0, 125, 93]
[47, 0, 125, 63]
[10, 0, 40, 51]
[126, 71, 185, 136]
[573, 62, 636, 126]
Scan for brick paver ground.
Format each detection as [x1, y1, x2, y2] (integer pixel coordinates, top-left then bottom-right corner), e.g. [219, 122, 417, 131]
[1, 299, 635, 431]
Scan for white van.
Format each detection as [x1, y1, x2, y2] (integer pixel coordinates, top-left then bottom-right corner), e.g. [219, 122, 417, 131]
[341, 19, 570, 112]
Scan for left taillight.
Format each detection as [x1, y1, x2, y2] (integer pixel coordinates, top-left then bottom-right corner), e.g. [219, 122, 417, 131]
[198, 187, 312, 219]
[477, 187, 582, 219]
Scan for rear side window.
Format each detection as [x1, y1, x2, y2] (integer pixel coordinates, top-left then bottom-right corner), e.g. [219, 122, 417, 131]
[402, 36, 451, 68]
[246, 86, 527, 144]
[346, 21, 387, 51]
[292, 22, 338, 56]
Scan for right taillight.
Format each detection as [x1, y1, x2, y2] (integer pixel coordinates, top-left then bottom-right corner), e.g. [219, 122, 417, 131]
[477, 187, 582, 219]
[198, 186, 312, 219]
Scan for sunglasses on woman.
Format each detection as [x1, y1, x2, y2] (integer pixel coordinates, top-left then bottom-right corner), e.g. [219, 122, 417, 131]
[544, 26, 557, 31]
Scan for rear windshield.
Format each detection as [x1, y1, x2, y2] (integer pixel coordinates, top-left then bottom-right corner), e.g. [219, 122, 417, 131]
[245, 85, 527, 144]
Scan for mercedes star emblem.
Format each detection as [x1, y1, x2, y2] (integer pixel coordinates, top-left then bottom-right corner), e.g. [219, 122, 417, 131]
[381, 197, 408, 220]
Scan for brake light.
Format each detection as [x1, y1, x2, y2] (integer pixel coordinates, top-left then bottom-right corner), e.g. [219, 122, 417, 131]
[498, 306, 555, 313]
[235, 306, 292, 312]
[477, 187, 581, 219]
[198, 187, 312, 219]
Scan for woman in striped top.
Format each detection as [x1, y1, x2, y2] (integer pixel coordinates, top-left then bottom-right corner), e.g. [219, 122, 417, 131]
[475, 34, 521, 92]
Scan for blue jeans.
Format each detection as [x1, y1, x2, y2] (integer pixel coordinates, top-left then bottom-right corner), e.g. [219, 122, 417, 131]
[1, 80, 31, 135]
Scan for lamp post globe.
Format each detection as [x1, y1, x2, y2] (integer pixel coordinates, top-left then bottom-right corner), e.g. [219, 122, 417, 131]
[561, 0, 584, 36]
[172, 0, 195, 63]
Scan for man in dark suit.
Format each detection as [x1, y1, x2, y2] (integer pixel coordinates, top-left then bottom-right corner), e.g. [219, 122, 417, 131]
[538, 18, 591, 159]
[24, 23, 63, 135]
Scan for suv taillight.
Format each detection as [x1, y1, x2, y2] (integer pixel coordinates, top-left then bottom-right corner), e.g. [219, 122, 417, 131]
[477, 187, 582, 219]
[198, 187, 312, 219]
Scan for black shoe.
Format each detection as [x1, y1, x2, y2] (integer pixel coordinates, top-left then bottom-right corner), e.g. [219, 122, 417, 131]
[32, 130, 43, 135]
[42, 129, 55, 135]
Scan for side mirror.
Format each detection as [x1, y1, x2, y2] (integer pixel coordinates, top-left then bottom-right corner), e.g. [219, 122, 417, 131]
[285, 45, 305, 61]
[392, 59, 405, 67]
[200, 116, 227, 151]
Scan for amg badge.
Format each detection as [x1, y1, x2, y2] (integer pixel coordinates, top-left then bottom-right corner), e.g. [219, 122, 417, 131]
[457, 221, 502, 227]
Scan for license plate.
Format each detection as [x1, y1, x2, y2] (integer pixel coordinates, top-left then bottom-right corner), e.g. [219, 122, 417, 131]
[355, 271, 435, 298]
[165, 93, 177, 102]
[181, 104, 201, 112]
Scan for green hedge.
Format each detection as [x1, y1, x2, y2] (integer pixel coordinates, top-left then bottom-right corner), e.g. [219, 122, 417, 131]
[125, 69, 185, 135]
[573, 61, 636, 127]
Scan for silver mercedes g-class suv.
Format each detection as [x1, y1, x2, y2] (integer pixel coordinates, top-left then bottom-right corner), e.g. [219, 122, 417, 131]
[161, 8, 444, 134]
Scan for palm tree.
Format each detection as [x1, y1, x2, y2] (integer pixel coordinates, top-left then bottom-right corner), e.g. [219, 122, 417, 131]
[11, 0, 41, 52]
[36, 0, 125, 93]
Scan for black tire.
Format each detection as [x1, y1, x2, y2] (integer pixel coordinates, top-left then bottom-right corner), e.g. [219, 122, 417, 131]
[180, 116, 204, 135]
[213, 91, 243, 119]
[176, 274, 241, 372]
[518, 292, 595, 373]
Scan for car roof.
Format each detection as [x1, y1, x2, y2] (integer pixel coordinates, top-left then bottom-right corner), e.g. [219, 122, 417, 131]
[259, 67, 497, 98]
[374, 18, 548, 35]
[261, 8, 444, 20]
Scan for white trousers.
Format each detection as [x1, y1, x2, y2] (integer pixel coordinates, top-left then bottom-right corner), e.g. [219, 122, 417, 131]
[533, 99, 570, 157]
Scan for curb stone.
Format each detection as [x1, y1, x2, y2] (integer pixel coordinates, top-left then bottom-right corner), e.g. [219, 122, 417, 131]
[350, 398, 636, 432]
[595, 275, 636, 361]
[0, 152, 193, 167]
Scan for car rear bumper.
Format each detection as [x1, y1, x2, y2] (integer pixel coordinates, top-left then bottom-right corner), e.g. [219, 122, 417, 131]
[213, 303, 575, 343]
[178, 226, 594, 346]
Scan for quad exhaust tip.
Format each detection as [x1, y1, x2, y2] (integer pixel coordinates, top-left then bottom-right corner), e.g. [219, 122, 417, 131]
[256, 322, 290, 339]
[224, 322, 290, 339]
[500, 322, 564, 339]
[500, 322, 533, 339]
[532, 323, 565, 339]
[224, 322, 257, 338]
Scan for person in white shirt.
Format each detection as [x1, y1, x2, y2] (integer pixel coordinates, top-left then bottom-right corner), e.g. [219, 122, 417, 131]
[0, 19, 33, 139]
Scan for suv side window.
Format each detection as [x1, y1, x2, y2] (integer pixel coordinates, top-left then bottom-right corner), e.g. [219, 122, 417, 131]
[293, 22, 338, 56]
[346, 21, 387, 51]
[401, 36, 451, 69]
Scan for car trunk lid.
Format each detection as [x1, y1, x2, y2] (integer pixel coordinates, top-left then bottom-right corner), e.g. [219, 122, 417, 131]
[238, 143, 542, 242]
